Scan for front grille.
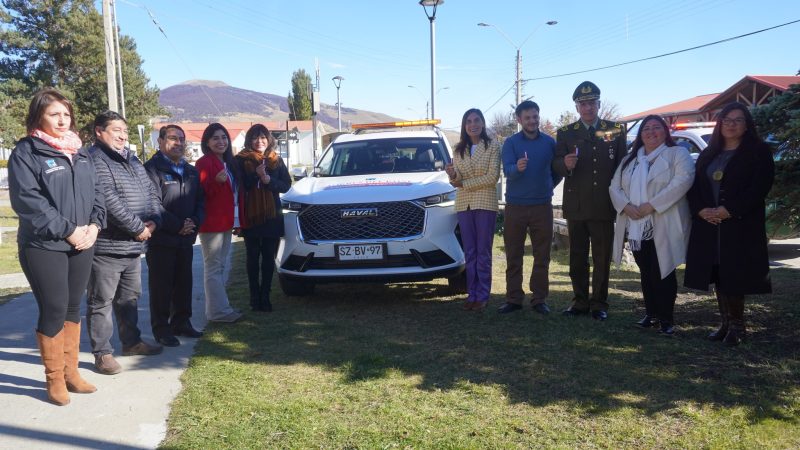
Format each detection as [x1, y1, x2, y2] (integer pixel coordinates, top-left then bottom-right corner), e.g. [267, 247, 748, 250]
[299, 201, 425, 241]
[281, 250, 455, 271]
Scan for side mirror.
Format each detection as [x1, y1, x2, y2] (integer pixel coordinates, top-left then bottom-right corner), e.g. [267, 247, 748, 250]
[290, 167, 308, 180]
[434, 160, 444, 170]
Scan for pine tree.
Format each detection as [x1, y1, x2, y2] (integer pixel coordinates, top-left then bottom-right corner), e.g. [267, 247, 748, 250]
[287, 69, 312, 121]
[0, 0, 163, 144]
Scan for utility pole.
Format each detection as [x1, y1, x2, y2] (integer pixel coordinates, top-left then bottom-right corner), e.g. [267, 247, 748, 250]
[102, 0, 119, 112]
[515, 49, 522, 108]
[311, 59, 321, 165]
[111, 0, 126, 118]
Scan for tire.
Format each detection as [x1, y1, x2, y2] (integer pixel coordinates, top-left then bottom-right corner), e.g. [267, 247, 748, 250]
[279, 275, 315, 296]
[447, 271, 467, 294]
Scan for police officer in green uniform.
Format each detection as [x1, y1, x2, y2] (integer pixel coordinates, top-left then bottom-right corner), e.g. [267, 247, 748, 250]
[553, 81, 627, 320]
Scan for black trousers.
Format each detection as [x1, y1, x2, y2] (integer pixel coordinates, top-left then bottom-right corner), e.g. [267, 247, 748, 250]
[19, 246, 94, 337]
[243, 236, 279, 308]
[567, 219, 614, 311]
[146, 245, 194, 338]
[632, 239, 677, 323]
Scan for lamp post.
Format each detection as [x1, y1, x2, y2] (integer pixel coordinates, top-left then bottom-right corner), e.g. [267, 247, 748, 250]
[478, 20, 557, 129]
[332, 76, 344, 131]
[419, 0, 443, 120]
[408, 85, 429, 119]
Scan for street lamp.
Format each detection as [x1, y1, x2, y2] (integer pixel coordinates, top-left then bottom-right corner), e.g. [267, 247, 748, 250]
[478, 20, 557, 114]
[332, 75, 344, 131]
[408, 85, 429, 119]
[419, 0, 443, 120]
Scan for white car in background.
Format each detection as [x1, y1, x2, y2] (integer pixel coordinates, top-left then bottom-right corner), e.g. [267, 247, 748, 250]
[670, 122, 714, 162]
[277, 120, 465, 296]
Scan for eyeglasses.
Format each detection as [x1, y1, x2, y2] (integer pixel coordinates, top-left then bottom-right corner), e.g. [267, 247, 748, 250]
[721, 118, 746, 126]
[166, 136, 185, 142]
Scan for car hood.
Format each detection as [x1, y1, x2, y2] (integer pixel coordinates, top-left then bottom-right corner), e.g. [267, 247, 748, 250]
[284, 172, 453, 204]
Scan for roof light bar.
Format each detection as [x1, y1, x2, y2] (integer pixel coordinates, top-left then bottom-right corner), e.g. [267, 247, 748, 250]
[351, 119, 441, 130]
[673, 121, 716, 130]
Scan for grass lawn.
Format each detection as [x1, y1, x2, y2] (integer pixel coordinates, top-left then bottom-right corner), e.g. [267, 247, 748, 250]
[0, 231, 20, 275]
[164, 238, 800, 449]
[0, 205, 18, 227]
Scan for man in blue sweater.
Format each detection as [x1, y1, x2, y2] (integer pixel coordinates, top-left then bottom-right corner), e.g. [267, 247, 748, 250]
[497, 101, 562, 315]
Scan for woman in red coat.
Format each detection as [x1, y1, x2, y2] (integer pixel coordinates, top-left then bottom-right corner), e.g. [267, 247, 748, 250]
[195, 123, 243, 323]
[684, 102, 775, 346]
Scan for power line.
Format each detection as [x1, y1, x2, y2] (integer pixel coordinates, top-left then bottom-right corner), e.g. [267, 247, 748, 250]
[132, 2, 223, 116]
[525, 18, 800, 82]
[483, 82, 516, 115]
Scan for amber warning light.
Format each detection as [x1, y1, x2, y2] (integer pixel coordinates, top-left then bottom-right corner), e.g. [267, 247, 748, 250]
[351, 119, 441, 130]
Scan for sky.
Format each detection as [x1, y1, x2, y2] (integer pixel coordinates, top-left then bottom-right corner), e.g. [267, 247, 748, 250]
[112, 0, 799, 132]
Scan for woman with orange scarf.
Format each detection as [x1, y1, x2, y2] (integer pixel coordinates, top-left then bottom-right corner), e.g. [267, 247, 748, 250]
[235, 124, 292, 311]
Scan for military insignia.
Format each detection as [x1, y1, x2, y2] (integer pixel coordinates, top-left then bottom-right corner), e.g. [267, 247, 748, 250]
[45, 159, 57, 168]
[609, 148, 615, 160]
[573, 123, 580, 130]
[560, 125, 568, 131]
[600, 128, 620, 143]
[712, 170, 723, 181]
[600, 121, 607, 130]
[581, 85, 592, 94]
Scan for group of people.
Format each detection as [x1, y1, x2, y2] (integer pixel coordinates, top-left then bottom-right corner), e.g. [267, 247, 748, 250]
[10, 82, 775, 406]
[9, 88, 290, 405]
[447, 81, 774, 343]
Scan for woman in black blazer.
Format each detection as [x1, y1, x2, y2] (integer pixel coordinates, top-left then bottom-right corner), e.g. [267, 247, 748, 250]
[684, 102, 775, 346]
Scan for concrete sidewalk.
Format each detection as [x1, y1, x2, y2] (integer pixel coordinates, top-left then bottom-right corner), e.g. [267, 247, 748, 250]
[0, 245, 209, 449]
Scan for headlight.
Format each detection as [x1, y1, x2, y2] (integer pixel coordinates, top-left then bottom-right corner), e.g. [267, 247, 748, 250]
[281, 200, 305, 212]
[415, 190, 456, 207]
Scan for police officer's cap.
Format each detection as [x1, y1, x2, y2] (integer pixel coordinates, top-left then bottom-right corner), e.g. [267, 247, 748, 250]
[573, 81, 601, 102]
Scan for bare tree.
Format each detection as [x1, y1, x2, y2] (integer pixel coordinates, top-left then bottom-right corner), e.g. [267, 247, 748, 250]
[556, 110, 578, 128]
[599, 100, 622, 121]
[489, 111, 516, 144]
[540, 119, 557, 137]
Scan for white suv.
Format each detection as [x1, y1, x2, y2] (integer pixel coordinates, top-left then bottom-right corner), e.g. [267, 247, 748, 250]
[670, 122, 714, 162]
[277, 120, 465, 296]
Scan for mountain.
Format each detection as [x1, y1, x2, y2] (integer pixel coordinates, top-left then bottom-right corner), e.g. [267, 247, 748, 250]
[158, 80, 401, 129]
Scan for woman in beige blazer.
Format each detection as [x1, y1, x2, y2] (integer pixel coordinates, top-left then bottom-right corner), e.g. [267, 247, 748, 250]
[445, 108, 501, 311]
[609, 114, 694, 334]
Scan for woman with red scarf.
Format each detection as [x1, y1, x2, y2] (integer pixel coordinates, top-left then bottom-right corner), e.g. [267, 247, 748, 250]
[9, 88, 105, 405]
[234, 124, 291, 311]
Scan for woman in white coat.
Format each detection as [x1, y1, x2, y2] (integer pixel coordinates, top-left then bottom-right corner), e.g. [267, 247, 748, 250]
[610, 114, 695, 334]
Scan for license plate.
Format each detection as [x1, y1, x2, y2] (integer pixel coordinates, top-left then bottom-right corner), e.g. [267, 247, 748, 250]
[336, 244, 385, 261]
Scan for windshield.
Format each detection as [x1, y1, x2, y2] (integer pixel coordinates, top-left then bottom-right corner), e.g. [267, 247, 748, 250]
[316, 137, 450, 177]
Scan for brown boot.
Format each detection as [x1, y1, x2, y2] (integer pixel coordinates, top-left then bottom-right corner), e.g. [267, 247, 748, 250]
[723, 295, 746, 347]
[63, 321, 97, 393]
[36, 330, 70, 405]
[708, 290, 729, 341]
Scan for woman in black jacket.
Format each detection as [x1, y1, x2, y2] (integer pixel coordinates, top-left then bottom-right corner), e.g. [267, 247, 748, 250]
[234, 124, 291, 311]
[9, 88, 105, 405]
[684, 102, 775, 346]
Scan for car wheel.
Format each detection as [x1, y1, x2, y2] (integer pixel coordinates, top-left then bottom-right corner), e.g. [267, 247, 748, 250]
[447, 271, 467, 294]
[279, 275, 315, 296]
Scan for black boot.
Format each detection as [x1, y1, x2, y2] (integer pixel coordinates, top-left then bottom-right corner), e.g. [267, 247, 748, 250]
[723, 295, 745, 347]
[708, 290, 729, 341]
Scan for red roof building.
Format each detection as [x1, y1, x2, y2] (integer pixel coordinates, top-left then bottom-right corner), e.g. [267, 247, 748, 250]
[622, 75, 800, 125]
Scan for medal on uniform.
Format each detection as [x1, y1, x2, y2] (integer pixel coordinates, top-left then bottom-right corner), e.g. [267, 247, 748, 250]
[712, 170, 723, 181]
[609, 148, 615, 160]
